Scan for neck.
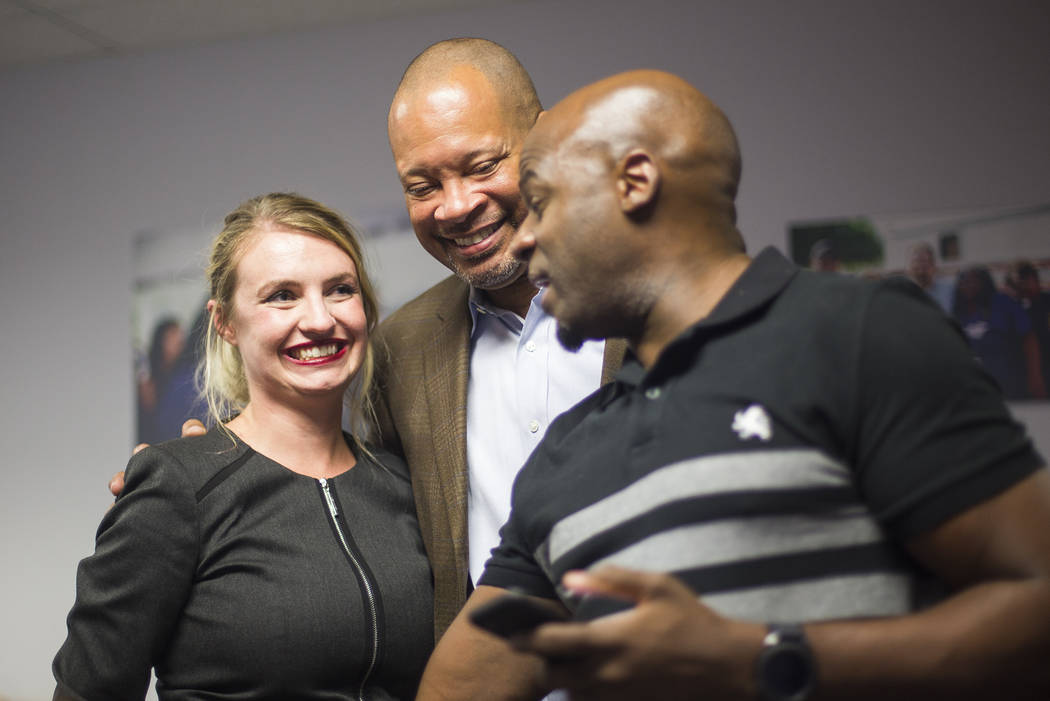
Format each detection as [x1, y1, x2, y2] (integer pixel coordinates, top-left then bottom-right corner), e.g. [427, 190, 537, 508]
[632, 250, 751, 369]
[226, 394, 354, 479]
[481, 274, 538, 317]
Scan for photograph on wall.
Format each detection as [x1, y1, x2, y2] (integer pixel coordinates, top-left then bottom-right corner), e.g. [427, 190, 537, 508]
[132, 228, 210, 445]
[788, 202, 1050, 401]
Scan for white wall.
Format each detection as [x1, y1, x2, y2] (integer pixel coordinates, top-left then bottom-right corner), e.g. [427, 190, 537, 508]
[2, 0, 1048, 697]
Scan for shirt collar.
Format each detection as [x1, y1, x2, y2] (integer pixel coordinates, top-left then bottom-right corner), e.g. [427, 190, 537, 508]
[468, 286, 525, 336]
[692, 246, 798, 329]
[612, 246, 798, 391]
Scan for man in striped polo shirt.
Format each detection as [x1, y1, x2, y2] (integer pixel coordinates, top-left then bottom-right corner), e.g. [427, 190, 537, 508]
[417, 70, 1050, 701]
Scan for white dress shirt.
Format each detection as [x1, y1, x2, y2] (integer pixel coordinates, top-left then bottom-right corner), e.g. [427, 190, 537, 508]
[466, 288, 606, 584]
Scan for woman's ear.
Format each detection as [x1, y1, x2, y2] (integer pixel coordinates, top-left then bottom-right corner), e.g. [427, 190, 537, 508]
[208, 300, 236, 346]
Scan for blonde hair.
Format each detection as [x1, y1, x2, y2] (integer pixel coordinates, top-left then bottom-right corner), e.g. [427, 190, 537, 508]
[198, 192, 380, 441]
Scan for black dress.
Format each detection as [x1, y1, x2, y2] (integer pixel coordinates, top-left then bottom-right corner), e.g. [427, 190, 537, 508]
[53, 430, 434, 700]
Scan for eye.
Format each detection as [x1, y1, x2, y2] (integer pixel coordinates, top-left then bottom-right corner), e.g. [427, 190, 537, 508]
[265, 289, 295, 303]
[470, 159, 499, 176]
[405, 181, 435, 198]
[329, 282, 358, 298]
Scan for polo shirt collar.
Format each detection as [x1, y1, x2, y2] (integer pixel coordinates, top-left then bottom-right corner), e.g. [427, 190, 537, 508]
[690, 246, 798, 329]
[612, 246, 798, 391]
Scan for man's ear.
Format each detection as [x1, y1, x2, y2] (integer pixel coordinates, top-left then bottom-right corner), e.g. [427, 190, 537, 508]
[207, 300, 236, 346]
[617, 150, 660, 215]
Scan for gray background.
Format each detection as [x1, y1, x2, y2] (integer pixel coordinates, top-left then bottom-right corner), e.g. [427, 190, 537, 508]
[2, 0, 1048, 697]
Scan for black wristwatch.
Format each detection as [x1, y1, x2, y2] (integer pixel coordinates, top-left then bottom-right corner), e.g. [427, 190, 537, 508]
[755, 623, 816, 701]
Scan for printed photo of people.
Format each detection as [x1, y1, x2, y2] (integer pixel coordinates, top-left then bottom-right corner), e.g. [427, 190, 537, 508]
[789, 203, 1050, 400]
[132, 229, 209, 445]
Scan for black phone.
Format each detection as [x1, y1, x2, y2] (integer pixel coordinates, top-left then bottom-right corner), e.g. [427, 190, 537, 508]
[468, 592, 569, 638]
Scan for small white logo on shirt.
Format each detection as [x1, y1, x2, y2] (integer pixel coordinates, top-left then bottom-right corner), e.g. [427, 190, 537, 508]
[732, 404, 772, 441]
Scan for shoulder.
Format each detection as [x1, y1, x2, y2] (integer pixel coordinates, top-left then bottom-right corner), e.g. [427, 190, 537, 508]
[377, 275, 468, 332]
[350, 441, 418, 507]
[373, 275, 470, 366]
[125, 430, 251, 495]
[784, 268, 886, 305]
[359, 443, 413, 483]
[780, 270, 938, 332]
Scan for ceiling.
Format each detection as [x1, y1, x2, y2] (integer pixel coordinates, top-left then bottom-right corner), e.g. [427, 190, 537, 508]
[0, 0, 521, 70]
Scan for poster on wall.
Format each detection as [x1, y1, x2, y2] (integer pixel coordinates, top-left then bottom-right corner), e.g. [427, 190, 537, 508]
[788, 202, 1050, 401]
[132, 228, 210, 445]
[130, 203, 448, 444]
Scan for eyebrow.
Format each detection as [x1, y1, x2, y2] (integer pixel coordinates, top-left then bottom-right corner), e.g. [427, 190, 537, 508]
[255, 272, 357, 294]
[400, 147, 507, 180]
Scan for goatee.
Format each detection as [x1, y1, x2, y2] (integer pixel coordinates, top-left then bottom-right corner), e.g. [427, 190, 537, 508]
[555, 322, 585, 352]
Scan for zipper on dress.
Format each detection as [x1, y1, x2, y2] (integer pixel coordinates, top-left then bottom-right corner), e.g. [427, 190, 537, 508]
[319, 477, 380, 701]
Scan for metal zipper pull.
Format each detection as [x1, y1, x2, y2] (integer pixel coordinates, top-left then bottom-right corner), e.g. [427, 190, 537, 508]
[319, 477, 339, 518]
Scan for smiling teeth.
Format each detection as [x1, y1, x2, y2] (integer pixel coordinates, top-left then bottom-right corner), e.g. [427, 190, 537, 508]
[292, 343, 338, 360]
[455, 232, 489, 247]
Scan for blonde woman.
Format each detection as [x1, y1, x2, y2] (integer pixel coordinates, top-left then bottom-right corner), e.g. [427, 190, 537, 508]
[54, 193, 433, 700]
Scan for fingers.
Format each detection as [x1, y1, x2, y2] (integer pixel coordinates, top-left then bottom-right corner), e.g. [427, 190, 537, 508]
[562, 565, 682, 603]
[516, 620, 595, 659]
[108, 471, 126, 497]
[181, 418, 206, 437]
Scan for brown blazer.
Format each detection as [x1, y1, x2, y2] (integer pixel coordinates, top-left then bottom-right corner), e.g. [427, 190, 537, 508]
[371, 274, 627, 639]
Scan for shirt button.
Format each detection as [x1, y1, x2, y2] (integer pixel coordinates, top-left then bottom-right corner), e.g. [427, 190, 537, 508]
[525, 341, 537, 352]
[645, 387, 661, 400]
[528, 420, 540, 433]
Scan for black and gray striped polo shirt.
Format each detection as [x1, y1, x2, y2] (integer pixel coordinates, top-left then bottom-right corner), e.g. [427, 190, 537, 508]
[479, 247, 1042, 623]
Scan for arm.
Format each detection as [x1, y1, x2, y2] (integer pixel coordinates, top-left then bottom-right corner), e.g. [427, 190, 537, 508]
[810, 466, 1050, 698]
[55, 445, 199, 699]
[416, 585, 555, 701]
[514, 468, 1050, 700]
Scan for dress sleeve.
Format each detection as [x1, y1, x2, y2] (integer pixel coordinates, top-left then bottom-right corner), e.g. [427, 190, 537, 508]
[53, 445, 199, 701]
[851, 280, 1044, 540]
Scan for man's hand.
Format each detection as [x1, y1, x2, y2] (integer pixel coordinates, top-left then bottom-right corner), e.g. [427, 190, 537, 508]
[515, 567, 763, 701]
[109, 419, 207, 499]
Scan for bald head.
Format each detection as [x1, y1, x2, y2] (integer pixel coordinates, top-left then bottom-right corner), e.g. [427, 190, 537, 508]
[512, 70, 751, 361]
[525, 69, 743, 246]
[391, 38, 542, 139]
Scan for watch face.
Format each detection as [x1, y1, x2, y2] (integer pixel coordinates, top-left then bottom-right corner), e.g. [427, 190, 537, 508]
[767, 646, 811, 695]
[760, 625, 815, 701]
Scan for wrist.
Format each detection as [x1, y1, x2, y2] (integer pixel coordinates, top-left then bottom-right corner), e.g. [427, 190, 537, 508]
[718, 619, 767, 700]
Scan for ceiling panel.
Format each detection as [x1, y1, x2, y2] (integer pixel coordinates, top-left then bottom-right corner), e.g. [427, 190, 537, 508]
[0, 0, 529, 70]
[0, 5, 105, 65]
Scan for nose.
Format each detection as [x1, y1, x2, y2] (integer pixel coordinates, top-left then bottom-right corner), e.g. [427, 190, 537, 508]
[434, 178, 483, 223]
[509, 213, 536, 263]
[299, 293, 336, 336]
